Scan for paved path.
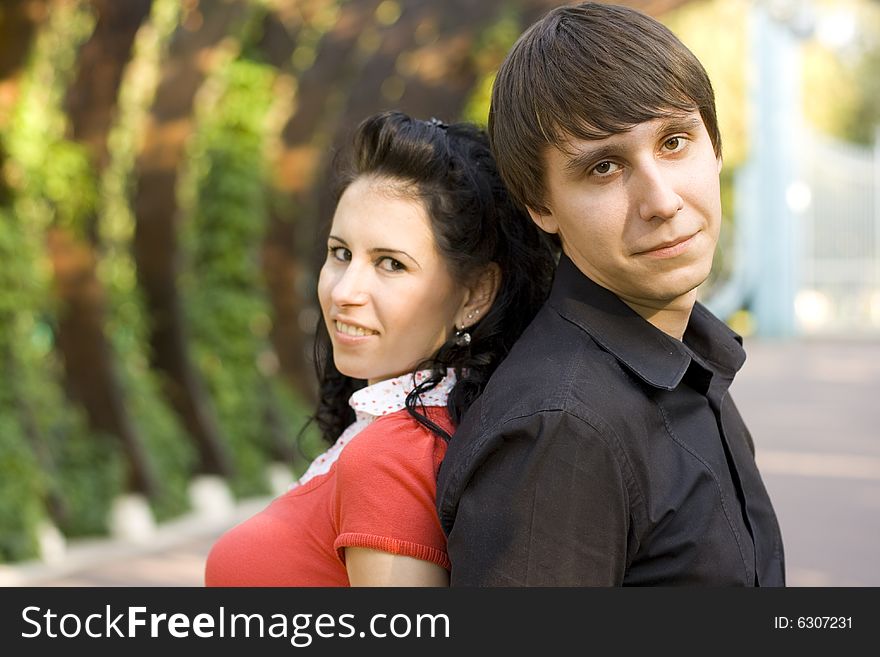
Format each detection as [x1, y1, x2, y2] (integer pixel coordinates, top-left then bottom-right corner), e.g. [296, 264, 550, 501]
[3, 338, 878, 587]
[731, 338, 880, 586]
[0, 499, 270, 587]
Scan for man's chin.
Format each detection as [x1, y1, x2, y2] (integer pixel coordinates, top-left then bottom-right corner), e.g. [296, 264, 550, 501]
[650, 274, 710, 307]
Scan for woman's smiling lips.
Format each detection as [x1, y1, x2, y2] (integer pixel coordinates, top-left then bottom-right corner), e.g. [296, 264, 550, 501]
[332, 319, 379, 344]
[635, 232, 698, 259]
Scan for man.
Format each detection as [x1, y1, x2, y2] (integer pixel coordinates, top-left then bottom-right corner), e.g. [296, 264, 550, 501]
[436, 2, 785, 585]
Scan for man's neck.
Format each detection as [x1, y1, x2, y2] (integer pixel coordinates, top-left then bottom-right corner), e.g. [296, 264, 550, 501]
[621, 293, 697, 341]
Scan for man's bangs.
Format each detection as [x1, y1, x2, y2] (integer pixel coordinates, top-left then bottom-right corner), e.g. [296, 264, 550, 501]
[542, 95, 701, 153]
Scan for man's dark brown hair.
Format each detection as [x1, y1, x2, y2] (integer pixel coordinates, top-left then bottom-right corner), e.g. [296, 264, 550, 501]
[489, 2, 721, 215]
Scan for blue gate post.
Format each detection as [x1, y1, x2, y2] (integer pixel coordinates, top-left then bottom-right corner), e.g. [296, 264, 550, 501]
[749, 2, 803, 337]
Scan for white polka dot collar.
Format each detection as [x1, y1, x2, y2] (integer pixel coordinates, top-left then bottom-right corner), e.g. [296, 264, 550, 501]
[348, 368, 457, 417]
[290, 368, 457, 489]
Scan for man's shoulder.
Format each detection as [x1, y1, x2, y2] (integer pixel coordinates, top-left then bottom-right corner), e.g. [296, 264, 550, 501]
[437, 306, 635, 533]
[472, 302, 638, 425]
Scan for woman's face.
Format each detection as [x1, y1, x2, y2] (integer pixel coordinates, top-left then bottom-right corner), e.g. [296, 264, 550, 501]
[317, 176, 467, 385]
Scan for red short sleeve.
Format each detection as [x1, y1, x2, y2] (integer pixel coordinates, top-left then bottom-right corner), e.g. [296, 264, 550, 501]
[333, 408, 450, 570]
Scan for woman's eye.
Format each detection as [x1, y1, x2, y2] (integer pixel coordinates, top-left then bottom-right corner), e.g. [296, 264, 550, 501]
[378, 256, 405, 272]
[328, 246, 350, 262]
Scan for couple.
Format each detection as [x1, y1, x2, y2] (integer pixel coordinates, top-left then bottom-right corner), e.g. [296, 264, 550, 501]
[206, 3, 785, 587]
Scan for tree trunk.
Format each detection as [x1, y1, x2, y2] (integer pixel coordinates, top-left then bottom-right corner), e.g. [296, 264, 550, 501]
[49, 0, 159, 497]
[66, 0, 153, 174]
[132, 0, 250, 478]
[48, 227, 159, 495]
[254, 9, 314, 403]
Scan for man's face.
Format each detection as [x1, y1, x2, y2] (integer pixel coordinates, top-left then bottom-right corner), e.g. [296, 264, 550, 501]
[530, 111, 722, 314]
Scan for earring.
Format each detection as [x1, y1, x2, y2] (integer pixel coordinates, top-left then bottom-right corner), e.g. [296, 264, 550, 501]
[454, 325, 471, 347]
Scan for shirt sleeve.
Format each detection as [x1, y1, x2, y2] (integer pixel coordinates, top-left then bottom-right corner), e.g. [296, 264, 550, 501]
[444, 409, 634, 586]
[333, 413, 450, 571]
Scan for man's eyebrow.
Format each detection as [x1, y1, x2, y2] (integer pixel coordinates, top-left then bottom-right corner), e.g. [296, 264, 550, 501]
[657, 114, 703, 134]
[562, 115, 705, 174]
[562, 144, 619, 174]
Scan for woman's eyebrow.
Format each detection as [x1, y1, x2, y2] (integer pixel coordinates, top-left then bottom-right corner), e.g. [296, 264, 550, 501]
[328, 236, 420, 268]
[370, 248, 421, 269]
[368, 247, 416, 260]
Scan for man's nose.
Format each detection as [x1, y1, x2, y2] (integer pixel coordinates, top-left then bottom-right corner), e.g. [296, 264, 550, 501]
[635, 163, 683, 221]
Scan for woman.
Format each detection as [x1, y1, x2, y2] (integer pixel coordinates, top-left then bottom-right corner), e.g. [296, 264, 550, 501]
[204, 111, 556, 586]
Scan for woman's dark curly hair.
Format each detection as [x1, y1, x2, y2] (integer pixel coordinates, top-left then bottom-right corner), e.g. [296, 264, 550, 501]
[312, 110, 557, 443]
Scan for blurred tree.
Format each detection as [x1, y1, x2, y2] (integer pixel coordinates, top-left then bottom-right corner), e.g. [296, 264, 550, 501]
[1, 0, 126, 553]
[50, 0, 198, 519]
[0, 0, 46, 97]
[181, 52, 284, 495]
[52, 0, 161, 500]
[803, 0, 880, 145]
[0, 0, 49, 203]
[132, 0, 253, 481]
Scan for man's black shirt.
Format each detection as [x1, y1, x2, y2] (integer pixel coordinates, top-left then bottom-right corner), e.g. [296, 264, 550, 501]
[437, 255, 785, 586]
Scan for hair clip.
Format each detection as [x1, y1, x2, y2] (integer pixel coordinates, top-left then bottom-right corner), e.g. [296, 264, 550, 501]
[427, 117, 448, 130]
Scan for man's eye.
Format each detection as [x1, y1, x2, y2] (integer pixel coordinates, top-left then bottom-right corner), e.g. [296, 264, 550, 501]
[663, 136, 686, 152]
[378, 257, 405, 272]
[591, 161, 619, 176]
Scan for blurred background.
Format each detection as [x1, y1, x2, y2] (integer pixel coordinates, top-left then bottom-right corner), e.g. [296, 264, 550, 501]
[0, 0, 877, 586]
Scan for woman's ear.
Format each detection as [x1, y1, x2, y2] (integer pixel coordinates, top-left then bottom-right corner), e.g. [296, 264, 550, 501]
[457, 263, 501, 329]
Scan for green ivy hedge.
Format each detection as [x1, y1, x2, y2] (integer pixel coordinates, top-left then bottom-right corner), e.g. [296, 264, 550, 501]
[183, 56, 292, 497]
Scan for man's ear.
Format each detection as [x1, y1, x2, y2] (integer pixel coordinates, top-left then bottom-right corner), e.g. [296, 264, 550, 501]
[457, 263, 501, 330]
[526, 205, 559, 235]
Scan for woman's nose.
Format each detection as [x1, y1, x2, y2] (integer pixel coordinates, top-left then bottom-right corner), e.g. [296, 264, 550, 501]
[330, 264, 369, 307]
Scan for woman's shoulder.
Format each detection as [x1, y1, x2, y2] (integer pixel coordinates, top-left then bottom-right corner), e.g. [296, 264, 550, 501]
[337, 407, 451, 472]
[372, 405, 453, 431]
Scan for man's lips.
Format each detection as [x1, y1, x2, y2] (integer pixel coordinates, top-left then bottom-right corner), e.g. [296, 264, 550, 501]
[636, 232, 698, 258]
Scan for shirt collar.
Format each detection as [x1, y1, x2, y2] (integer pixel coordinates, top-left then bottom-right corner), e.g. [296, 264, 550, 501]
[348, 368, 457, 418]
[548, 254, 745, 391]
